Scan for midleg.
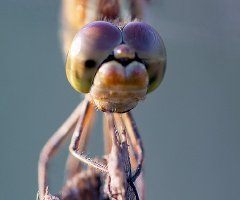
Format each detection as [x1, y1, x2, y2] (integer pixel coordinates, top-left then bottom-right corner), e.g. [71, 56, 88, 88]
[69, 98, 108, 173]
[121, 112, 145, 199]
[64, 100, 96, 183]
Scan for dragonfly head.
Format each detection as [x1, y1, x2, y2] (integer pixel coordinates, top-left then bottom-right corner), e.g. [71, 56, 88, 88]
[66, 21, 166, 113]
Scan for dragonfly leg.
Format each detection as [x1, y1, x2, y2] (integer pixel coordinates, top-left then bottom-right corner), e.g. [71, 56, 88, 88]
[121, 111, 145, 198]
[38, 101, 84, 198]
[69, 99, 108, 173]
[64, 98, 96, 183]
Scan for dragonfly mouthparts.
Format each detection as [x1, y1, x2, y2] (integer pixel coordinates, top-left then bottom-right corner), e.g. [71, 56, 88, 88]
[90, 59, 149, 113]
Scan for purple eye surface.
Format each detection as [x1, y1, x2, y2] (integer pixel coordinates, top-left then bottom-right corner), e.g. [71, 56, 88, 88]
[80, 21, 122, 51]
[122, 22, 167, 93]
[71, 21, 122, 57]
[66, 21, 122, 93]
[122, 22, 165, 59]
[123, 22, 157, 51]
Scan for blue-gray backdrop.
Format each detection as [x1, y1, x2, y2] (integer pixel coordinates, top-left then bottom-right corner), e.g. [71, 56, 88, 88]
[0, 0, 239, 199]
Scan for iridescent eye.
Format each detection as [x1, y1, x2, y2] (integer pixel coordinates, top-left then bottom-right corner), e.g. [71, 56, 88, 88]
[66, 21, 122, 93]
[122, 22, 166, 93]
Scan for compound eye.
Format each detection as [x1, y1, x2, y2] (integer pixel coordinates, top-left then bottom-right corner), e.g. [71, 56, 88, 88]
[122, 22, 167, 93]
[66, 21, 122, 93]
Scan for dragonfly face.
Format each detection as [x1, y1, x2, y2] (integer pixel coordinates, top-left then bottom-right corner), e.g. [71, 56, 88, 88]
[66, 21, 166, 113]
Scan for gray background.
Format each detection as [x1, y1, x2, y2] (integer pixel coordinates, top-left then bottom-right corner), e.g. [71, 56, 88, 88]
[0, 0, 239, 199]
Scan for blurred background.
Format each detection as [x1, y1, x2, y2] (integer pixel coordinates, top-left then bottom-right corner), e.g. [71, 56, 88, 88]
[0, 0, 239, 199]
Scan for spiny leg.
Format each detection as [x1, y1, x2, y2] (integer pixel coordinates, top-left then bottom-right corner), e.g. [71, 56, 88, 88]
[69, 98, 108, 173]
[64, 99, 96, 183]
[38, 101, 85, 197]
[120, 111, 145, 200]
[121, 112, 144, 182]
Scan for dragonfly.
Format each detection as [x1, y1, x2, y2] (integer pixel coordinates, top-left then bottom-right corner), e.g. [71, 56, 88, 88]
[38, 0, 166, 199]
